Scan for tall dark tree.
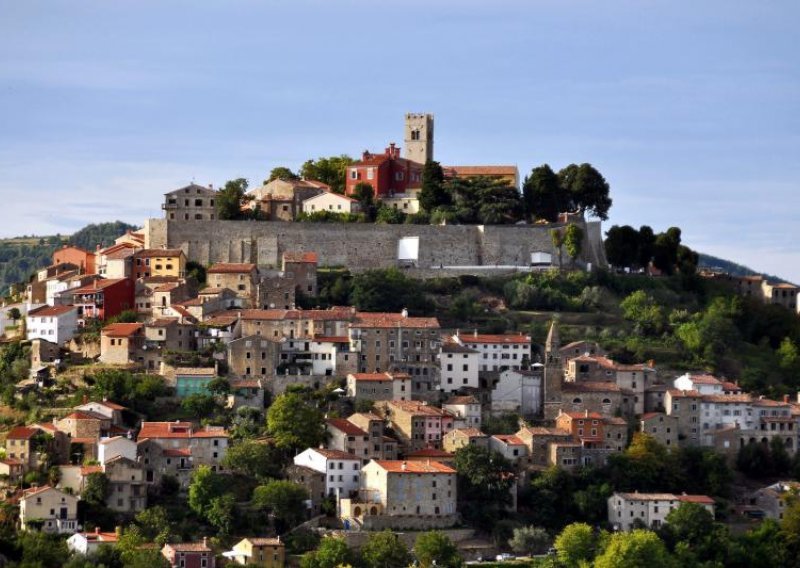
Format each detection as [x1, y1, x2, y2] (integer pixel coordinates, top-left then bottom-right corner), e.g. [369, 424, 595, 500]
[265, 167, 299, 183]
[558, 163, 613, 220]
[418, 160, 450, 212]
[454, 445, 514, 529]
[523, 164, 562, 222]
[652, 227, 682, 275]
[637, 225, 656, 268]
[604, 225, 642, 269]
[216, 178, 249, 220]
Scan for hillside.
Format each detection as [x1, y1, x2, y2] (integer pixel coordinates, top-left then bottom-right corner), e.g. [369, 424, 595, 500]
[699, 252, 790, 284]
[0, 221, 138, 296]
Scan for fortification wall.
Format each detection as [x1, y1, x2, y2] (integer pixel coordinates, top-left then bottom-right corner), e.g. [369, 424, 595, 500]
[146, 219, 606, 273]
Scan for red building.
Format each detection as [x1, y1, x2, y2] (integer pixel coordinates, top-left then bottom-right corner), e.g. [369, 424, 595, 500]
[345, 143, 423, 197]
[71, 278, 135, 323]
[53, 245, 95, 275]
[161, 540, 215, 568]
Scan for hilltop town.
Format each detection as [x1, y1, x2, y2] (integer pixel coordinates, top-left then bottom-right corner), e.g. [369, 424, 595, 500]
[0, 114, 799, 568]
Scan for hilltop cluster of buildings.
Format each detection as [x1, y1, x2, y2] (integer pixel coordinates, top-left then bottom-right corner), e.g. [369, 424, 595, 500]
[700, 270, 800, 315]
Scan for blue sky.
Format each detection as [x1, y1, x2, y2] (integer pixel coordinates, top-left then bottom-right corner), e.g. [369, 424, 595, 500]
[1, 0, 798, 281]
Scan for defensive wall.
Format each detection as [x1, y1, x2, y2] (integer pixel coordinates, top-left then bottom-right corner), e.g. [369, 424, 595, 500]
[145, 218, 607, 275]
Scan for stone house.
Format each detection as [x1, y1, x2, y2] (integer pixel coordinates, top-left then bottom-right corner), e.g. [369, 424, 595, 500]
[442, 428, 489, 453]
[54, 410, 110, 439]
[227, 378, 265, 410]
[0, 458, 24, 487]
[340, 459, 457, 530]
[489, 435, 529, 464]
[227, 335, 281, 378]
[19, 485, 79, 534]
[608, 492, 715, 531]
[207, 263, 259, 305]
[565, 355, 655, 415]
[442, 395, 482, 429]
[257, 271, 296, 310]
[561, 381, 633, 418]
[377, 400, 455, 452]
[640, 412, 680, 448]
[515, 426, 574, 469]
[559, 340, 606, 363]
[282, 251, 319, 297]
[132, 248, 187, 280]
[326, 416, 398, 465]
[492, 368, 543, 417]
[751, 481, 800, 520]
[285, 464, 326, 514]
[104, 456, 147, 513]
[74, 400, 127, 428]
[346, 372, 412, 403]
[293, 448, 362, 500]
[99, 323, 144, 365]
[162, 183, 218, 221]
[665, 389, 702, 446]
[350, 311, 441, 398]
[450, 331, 532, 374]
[137, 422, 228, 486]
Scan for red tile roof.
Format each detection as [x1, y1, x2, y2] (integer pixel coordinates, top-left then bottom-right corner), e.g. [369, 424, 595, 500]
[354, 312, 439, 329]
[460, 333, 530, 345]
[134, 248, 184, 258]
[493, 434, 526, 446]
[102, 323, 143, 338]
[687, 373, 723, 385]
[562, 381, 622, 393]
[372, 460, 456, 474]
[81, 465, 103, 475]
[72, 278, 129, 294]
[449, 428, 486, 437]
[560, 411, 604, 420]
[163, 448, 192, 457]
[388, 400, 451, 417]
[407, 448, 454, 459]
[6, 426, 38, 439]
[283, 251, 319, 264]
[62, 411, 106, 421]
[668, 389, 702, 398]
[27, 305, 76, 318]
[444, 396, 479, 405]
[164, 542, 212, 552]
[443, 165, 518, 177]
[349, 372, 410, 382]
[313, 336, 350, 343]
[326, 419, 368, 436]
[138, 422, 228, 440]
[640, 412, 667, 421]
[678, 494, 715, 505]
[309, 448, 361, 460]
[208, 263, 257, 274]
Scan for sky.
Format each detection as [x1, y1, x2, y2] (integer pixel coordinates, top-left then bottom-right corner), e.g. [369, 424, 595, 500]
[0, 0, 798, 281]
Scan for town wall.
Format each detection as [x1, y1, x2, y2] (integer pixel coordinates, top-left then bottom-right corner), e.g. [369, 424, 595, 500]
[146, 219, 607, 274]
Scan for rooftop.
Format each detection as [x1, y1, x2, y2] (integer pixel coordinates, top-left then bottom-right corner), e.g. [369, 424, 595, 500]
[208, 262, 257, 274]
[102, 323, 143, 338]
[372, 460, 456, 474]
[27, 305, 76, 318]
[283, 251, 319, 264]
[353, 312, 439, 329]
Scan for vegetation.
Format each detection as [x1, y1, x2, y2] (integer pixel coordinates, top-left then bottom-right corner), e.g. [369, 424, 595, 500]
[523, 162, 612, 221]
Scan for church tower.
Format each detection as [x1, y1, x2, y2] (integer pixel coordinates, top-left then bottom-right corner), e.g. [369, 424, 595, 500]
[543, 318, 564, 420]
[404, 113, 434, 165]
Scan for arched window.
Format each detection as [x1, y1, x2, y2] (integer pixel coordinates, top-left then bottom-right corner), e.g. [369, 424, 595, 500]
[572, 397, 582, 404]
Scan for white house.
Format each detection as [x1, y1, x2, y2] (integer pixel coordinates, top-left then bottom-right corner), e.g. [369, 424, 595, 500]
[19, 485, 80, 534]
[26, 305, 78, 346]
[492, 367, 543, 416]
[451, 331, 531, 373]
[67, 529, 119, 555]
[674, 373, 724, 395]
[489, 434, 529, 463]
[293, 448, 362, 499]
[346, 372, 412, 402]
[309, 337, 349, 375]
[439, 340, 480, 392]
[302, 192, 359, 215]
[608, 491, 715, 531]
[442, 396, 482, 429]
[98, 436, 137, 464]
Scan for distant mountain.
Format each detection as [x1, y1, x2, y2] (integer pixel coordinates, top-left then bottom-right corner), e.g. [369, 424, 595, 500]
[0, 221, 138, 296]
[698, 253, 791, 284]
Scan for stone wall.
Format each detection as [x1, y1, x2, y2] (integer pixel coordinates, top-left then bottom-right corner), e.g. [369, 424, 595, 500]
[146, 219, 607, 275]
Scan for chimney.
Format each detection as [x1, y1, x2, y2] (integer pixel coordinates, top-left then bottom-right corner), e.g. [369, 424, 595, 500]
[401, 308, 408, 318]
[208, 184, 213, 190]
[401, 461, 407, 471]
[784, 395, 790, 403]
[473, 329, 478, 338]
[585, 409, 589, 417]
[95, 527, 101, 535]
[202, 537, 208, 548]
[115, 526, 122, 537]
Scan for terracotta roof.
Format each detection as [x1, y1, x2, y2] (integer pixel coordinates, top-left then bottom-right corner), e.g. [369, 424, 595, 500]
[208, 263, 257, 274]
[62, 410, 106, 421]
[460, 333, 530, 345]
[701, 394, 753, 404]
[449, 428, 486, 437]
[154, 283, 181, 293]
[134, 248, 183, 258]
[373, 460, 456, 474]
[245, 537, 283, 546]
[444, 396, 479, 405]
[138, 422, 228, 440]
[27, 305, 76, 318]
[0, 457, 23, 466]
[640, 412, 668, 421]
[605, 417, 628, 425]
[6, 426, 38, 439]
[326, 419, 368, 436]
[164, 542, 212, 552]
[174, 367, 216, 376]
[72, 278, 129, 294]
[222, 307, 354, 322]
[309, 448, 361, 460]
[149, 317, 179, 327]
[667, 389, 702, 398]
[571, 355, 651, 372]
[560, 411, 604, 420]
[102, 323, 143, 338]
[163, 448, 192, 457]
[230, 378, 262, 389]
[283, 251, 319, 264]
[22, 485, 62, 499]
[519, 426, 572, 436]
[678, 495, 715, 504]
[493, 434, 526, 446]
[353, 312, 439, 329]
[202, 313, 239, 327]
[198, 287, 228, 295]
[388, 400, 451, 417]
[81, 465, 103, 475]
[721, 381, 742, 392]
[618, 492, 682, 501]
[349, 372, 410, 382]
[71, 437, 99, 444]
[76, 531, 119, 543]
[441, 340, 478, 354]
[686, 373, 723, 385]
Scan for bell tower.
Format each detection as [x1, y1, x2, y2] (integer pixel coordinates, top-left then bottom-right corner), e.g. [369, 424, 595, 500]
[404, 113, 434, 165]
[543, 318, 564, 420]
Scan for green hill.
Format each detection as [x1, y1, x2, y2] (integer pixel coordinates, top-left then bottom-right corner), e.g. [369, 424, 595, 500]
[699, 252, 790, 284]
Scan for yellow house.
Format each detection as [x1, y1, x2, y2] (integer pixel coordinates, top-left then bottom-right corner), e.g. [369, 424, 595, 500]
[224, 537, 285, 567]
[132, 249, 186, 279]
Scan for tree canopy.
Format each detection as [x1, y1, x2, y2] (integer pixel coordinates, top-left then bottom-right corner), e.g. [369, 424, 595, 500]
[216, 177, 249, 220]
[299, 155, 354, 194]
[266, 391, 326, 451]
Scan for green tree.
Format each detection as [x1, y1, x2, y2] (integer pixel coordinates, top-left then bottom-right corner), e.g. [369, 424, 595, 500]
[186, 260, 206, 285]
[360, 529, 413, 568]
[638, 225, 656, 268]
[252, 480, 309, 531]
[300, 155, 354, 194]
[604, 225, 641, 269]
[778, 337, 799, 370]
[652, 227, 682, 275]
[418, 160, 449, 213]
[223, 440, 282, 479]
[620, 290, 665, 336]
[266, 392, 326, 451]
[207, 493, 236, 535]
[216, 178, 249, 220]
[414, 531, 463, 568]
[350, 268, 433, 313]
[594, 530, 675, 568]
[447, 176, 522, 224]
[188, 465, 224, 517]
[352, 182, 375, 211]
[523, 163, 562, 222]
[375, 204, 406, 224]
[301, 536, 354, 568]
[181, 393, 220, 418]
[266, 167, 299, 183]
[6, 307, 20, 322]
[554, 522, 599, 568]
[135, 505, 172, 544]
[509, 525, 551, 556]
[17, 531, 71, 567]
[551, 228, 565, 269]
[82, 472, 110, 506]
[454, 445, 513, 529]
[564, 223, 584, 267]
[558, 163, 613, 220]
